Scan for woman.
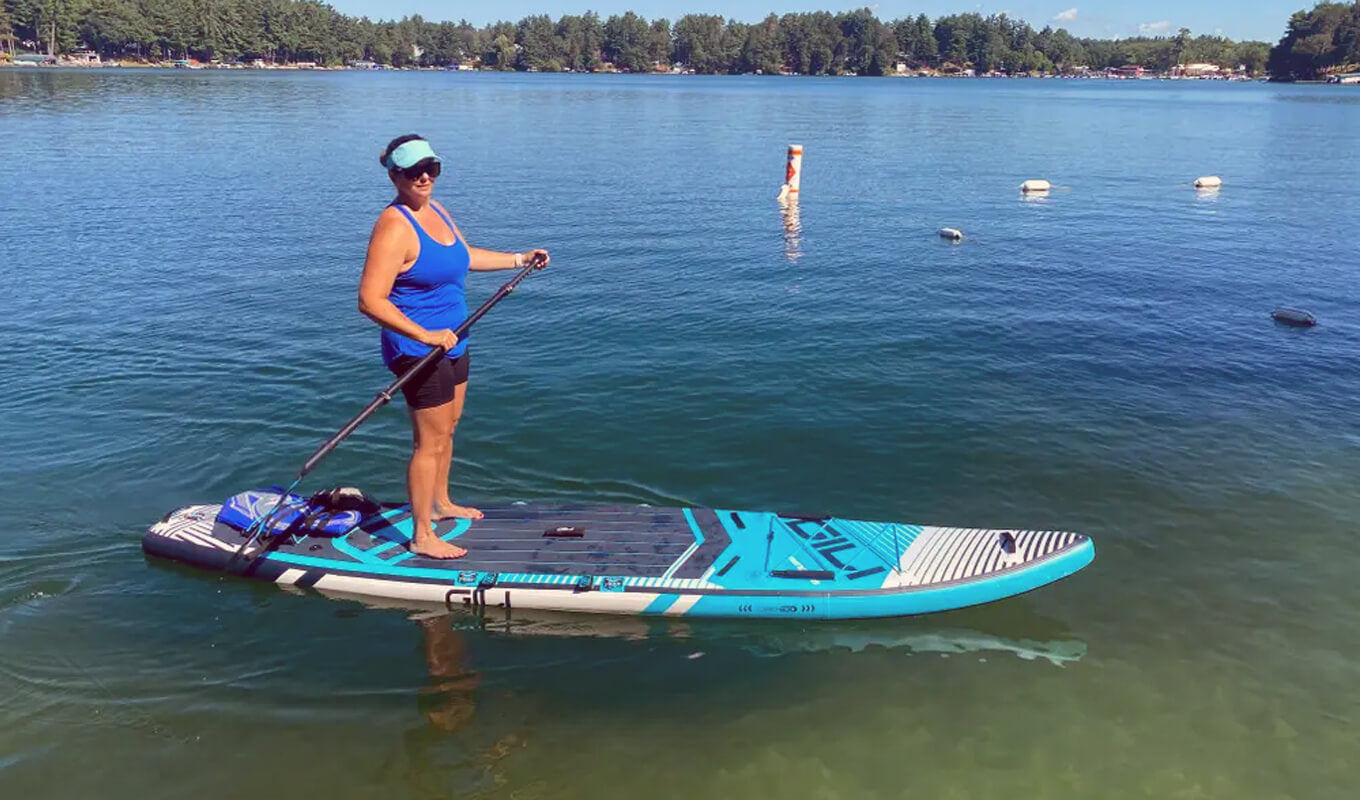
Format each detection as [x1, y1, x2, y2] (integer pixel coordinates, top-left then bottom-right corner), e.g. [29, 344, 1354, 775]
[359, 134, 548, 559]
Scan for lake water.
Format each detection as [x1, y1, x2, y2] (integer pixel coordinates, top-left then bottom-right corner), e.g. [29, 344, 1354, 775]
[2, 70, 1359, 798]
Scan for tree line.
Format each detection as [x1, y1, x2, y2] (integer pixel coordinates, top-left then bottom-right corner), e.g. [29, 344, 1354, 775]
[0, 1, 1283, 77]
[1267, 2, 1360, 80]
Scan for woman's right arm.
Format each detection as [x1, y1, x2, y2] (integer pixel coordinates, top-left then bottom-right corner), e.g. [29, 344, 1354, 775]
[358, 211, 457, 351]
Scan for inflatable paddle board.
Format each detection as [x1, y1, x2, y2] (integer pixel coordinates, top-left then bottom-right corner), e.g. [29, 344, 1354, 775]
[145, 488, 1092, 620]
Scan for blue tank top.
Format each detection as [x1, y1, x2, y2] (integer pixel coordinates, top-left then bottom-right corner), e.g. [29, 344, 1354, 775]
[381, 203, 471, 366]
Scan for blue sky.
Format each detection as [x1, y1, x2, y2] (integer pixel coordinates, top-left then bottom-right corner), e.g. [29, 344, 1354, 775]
[327, 2, 1302, 43]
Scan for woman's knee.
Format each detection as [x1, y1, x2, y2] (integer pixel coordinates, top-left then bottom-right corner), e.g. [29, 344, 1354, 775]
[412, 436, 441, 459]
[413, 428, 451, 455]
[415, 429, 453, 452]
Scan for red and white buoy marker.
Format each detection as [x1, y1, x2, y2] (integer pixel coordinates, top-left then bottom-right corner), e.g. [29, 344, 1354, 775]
[777, 144, 803, 201]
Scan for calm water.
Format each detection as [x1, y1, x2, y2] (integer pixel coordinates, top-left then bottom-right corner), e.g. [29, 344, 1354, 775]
[2, 70, 1359, 798]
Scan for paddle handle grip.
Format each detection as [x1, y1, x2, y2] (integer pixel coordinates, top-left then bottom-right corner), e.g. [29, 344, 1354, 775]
[298, 261, 541, 480]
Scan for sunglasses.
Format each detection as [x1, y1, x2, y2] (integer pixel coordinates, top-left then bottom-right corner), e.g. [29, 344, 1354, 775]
[392, 159, 441, 181]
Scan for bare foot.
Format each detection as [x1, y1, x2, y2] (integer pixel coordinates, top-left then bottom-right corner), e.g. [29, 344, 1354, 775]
[411, 532, 468, 560]
[432, 501, 484, 520]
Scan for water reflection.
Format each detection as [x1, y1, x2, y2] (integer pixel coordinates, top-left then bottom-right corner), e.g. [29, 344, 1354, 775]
[487, 612, 1087, 665]
[778, 197, 802, 263]
[1274, 91, 1360, 106]
[385, 593, 1088, 667]
[414, 614, 481, 731]
[401, 613, 528, 794]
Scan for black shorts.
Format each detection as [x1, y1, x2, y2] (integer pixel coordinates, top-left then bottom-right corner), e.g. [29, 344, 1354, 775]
[388, 352, 470, 410]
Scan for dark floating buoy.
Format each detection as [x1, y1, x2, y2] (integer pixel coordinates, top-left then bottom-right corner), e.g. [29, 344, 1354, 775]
[1271, 308, 1317, 327]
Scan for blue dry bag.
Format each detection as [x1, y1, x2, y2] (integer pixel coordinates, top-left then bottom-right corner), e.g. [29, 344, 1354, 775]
[215, 488, 370, 538]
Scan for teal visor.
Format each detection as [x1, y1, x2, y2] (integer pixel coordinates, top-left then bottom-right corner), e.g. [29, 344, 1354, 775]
[385, 139, 442, 170]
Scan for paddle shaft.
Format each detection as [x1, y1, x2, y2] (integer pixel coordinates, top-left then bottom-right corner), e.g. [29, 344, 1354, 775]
[298, 260, 541, 480]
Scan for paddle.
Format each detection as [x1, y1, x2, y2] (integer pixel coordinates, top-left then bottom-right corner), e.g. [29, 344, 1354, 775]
[228, 258, 545, 565]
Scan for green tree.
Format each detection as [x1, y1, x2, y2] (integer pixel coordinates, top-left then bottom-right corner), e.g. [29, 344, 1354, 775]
[485, 30, 514, 70]
[10, 0, 87, 55]
[580, 11, 604, 69]
[79, 0, 153, 57]
[551, 10, 606, 70]
[893, 13, 935, 66]
[913, 14, 937, 64]
[672, 13, 724, 73]
[1014, 44, 1053, 74]
[738, 13, 780, 73]
[1232, 40, 1270, 75]
[602, 10, 649, 71]
[1170, 26, 1190, 67]
[0, 3, 17, 58]
[647, 17, 671, 66]
[718, 19, 746, 73]
[1336, 4, 1360, 64]
[967, 18, 1009, 72]
[553, 13, 585, 69]
[934, 13, 981, 67]
[1043, 27, 1085, 69]
[516, 13, 559, 70]
[836, 8, 893, 74]
[778, 13, 808, 73]
[1268, 2, 1360, 79]
[790, 11, 842, 74]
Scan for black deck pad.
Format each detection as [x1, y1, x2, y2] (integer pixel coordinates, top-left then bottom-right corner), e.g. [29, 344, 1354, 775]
[355, 505, 707, 578]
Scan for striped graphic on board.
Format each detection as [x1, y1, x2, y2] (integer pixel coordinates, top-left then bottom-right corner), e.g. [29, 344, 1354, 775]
[897, 527, 1082, 587]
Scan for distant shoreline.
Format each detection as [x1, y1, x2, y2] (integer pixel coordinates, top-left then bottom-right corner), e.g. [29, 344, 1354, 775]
[5, 3, 1353, 82]
[1, 61, 1283, 83]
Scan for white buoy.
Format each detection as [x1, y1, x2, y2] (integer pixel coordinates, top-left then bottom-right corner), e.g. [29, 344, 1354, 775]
[777, 144, 803, 201]
[1194, 176, 1222, 189]
[939, 227, 963, 241]
[1020, 179, 1051, 193]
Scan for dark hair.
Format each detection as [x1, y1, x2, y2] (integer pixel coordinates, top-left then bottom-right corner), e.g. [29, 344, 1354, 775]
[380, 134, 425, 168]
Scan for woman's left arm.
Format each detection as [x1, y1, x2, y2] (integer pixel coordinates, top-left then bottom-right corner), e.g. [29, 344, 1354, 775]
[438, 204, 549, 271]
[467, 245, 549, 271]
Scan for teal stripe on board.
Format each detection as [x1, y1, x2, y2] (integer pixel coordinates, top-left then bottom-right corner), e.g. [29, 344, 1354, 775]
[644, 593, 681, 614]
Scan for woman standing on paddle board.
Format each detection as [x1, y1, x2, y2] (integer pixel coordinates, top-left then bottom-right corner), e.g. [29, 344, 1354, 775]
[359, 134, 548, 559]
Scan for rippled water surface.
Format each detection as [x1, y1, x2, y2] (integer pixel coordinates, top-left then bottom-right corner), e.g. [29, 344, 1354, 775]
[2, 70, 1359, 798]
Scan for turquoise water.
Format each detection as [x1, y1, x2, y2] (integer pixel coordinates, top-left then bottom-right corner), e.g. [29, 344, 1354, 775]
[2, 70, 1359, 797]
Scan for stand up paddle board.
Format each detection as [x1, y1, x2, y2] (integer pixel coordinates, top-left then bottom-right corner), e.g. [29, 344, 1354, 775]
[145, 488, 1092, 620]
[147, 265, 1092, 619]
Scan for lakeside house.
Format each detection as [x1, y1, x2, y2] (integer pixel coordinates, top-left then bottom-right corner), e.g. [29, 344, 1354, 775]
[1170, 62, 1230, 78]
